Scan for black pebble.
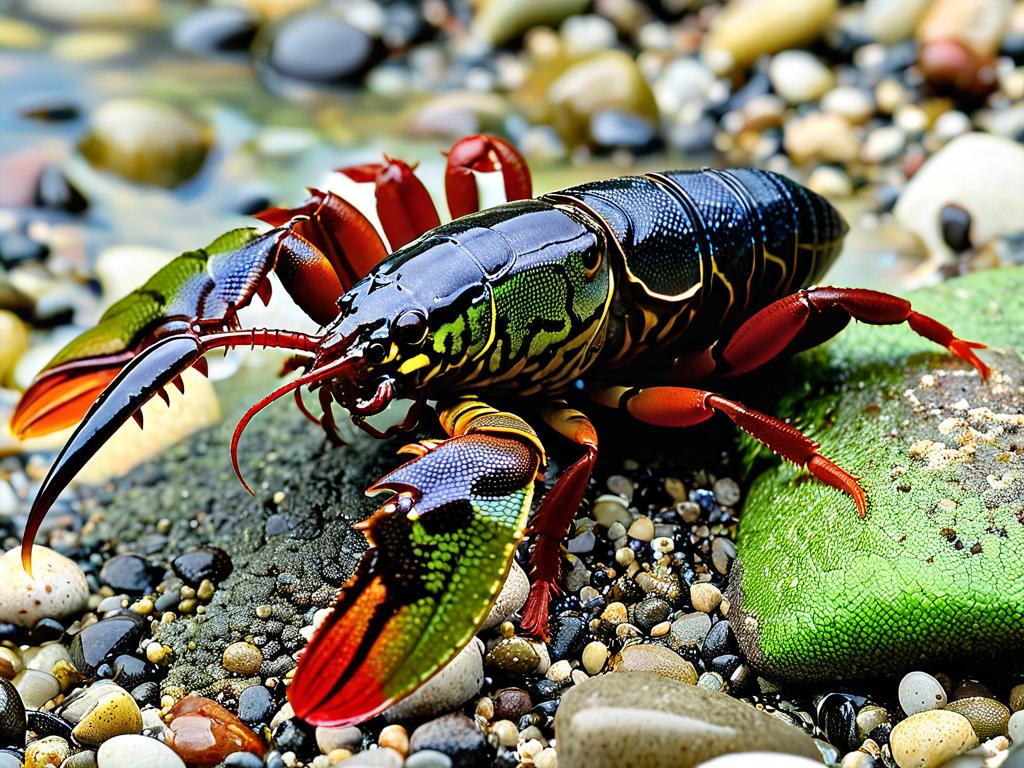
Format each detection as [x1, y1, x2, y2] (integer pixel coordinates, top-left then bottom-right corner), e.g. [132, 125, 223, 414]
[701, 620, 738, 663]
[69, 615, 145, 675]
[815, 692, 868, 753]
[940, 203, 973, 254]
[173, 7, 259, 56]
[631, 596, 670, 632]
[30, 618, 65, 644]
[131, 681, 160, 707]
[868, 722, 892, 746]
[35, 166, 88, 214]
[0, 625, 23, 645]
[546, 611, 589, 662]
[18, 99, 79, 122]
[112, 654, 155, 690]
[26, 710, 72, 740]
[272, 718, 316, 753]
[409, 713, 494, 768]
[238, 685, 276, 728]
[100, 554, 163, 595]
[0, 678, 26, 747]
[172, 547, 233, 587]
[708, 653, 742, 679]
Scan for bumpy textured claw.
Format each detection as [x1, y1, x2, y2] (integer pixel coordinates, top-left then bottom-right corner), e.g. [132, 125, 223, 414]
[288, 432, 541, 727]
[12, 228, 276, 439]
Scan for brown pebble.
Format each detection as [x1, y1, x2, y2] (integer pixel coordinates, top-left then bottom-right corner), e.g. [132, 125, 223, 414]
[167, 695, 265, 767]
[222, 642, 262, 676]
[378, 724, 409, 757]
[493, 687, 533, 722]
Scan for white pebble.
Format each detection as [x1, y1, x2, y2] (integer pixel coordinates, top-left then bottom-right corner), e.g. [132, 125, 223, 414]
[482, 561, 529, 630]
[899, 671, 947, 716]
[0, 546, 89, 627]
[769, 50, 834, 105]
[384, 638, 483, 722]
[97, 734, 185, 768]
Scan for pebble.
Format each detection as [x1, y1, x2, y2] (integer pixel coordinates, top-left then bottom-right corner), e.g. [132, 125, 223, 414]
[894, 133, 1024, 262]
[807, 166, 853, 198]
[627, 516, 655, 542]
[944, 698, 1010, 741]
[24, 736, 70, 768]
[237, 685, 276, 728]
[405, 751, 452, 768]
[769, 51, 834, 105]
[172, 6, 258, 56]
[385, 638, 484, 722]
[690, 583, 723, 614]
[861, 126, 906, 164]
[13, 669, 60, 709]
[862, 0, 933, 45]
[472, 0, 588, 47]
[669, 613, 713, 651]
[409, 713, 492, 768]
[917, 0, 1011, 57]
[899, 671, 947, 715]
[97, 734, 185, 768]
[0, 678, 26, 747]
[704, 0, 838, 69]
[315, 725, 363, 754]
[482, 561, 529, 629]
[259, 10, 382, 87]
[556, 672, 820, 767]
[0, 547, 89, 627]
[1010, 685, 1024, 712]
[69, 616, 145, 675]
[611, 644, 698, 685]
[78, 99, 211, 187]
[939, 204, 974, 254]
[99, 554, 162, 596]
[222, 642, 263, 676]
[581, 641, 609, 676]
[170, 548, 232, 587]
[593, 496, 631, 528]
[1009, 710, 1024, 742]
[339, 748, 403, 768]
[166, 696, 265, 766]
[821, 87, 874, 124]
[492, 688, 532, 722]
[784, 112, 860, 165]
[60, 682, 143, 745]
[696, 755, 828, 768]
[890, 710, 979, 768]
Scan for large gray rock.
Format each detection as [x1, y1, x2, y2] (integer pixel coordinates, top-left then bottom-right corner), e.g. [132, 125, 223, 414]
[555, 672, 821, 768]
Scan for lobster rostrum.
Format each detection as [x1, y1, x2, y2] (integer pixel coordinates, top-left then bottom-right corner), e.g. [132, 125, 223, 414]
[14, 135, 990, 727]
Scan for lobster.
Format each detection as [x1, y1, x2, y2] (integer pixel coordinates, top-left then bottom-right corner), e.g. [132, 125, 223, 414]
[12, 134, 990, 727]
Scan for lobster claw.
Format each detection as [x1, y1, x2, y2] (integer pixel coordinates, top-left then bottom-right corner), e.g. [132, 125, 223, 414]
[288, 431, 540, 727]
[21, 335, 207, 573]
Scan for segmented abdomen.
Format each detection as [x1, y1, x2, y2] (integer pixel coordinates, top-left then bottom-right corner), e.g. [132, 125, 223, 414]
[546, 168, 847, 361]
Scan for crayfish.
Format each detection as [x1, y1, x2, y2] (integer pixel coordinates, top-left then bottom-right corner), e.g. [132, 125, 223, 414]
[13, 134, 989, 726]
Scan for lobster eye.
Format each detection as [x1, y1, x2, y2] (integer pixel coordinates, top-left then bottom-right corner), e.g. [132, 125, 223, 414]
[394, 309, 427, 346]
[581, 248, 602, 277]
[365, 340, 389, 364]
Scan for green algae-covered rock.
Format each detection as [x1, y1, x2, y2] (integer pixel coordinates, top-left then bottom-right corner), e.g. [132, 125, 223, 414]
[726, 267, 1024, 682]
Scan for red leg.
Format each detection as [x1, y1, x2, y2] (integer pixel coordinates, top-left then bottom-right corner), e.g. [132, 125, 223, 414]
[717, 286, 990, 380]
[444, 135, 532, 218]
[339, 157, 441, 251]
[520, 406, 598, 640]
[590, 385, 867, 517]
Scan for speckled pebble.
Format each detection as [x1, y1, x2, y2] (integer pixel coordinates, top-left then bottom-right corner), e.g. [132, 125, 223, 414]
[611, 644, 697, 685]
[669, 613, 712, 650]
[222, 642, 262, 676]
[96, 734, 185, 768]
[0, 547, 89, 627]
[1009, 685, 1024, 713]
[386, 639, 483, 722]
[70, 684, 143, 745]
[944, 698, 1010, 741]
[482, 561, 529, 630]
[890, 710, 979, 768]
[486, 636, 541, 675]
[24, 735, 70, 768]
[899, 671, 947, 716]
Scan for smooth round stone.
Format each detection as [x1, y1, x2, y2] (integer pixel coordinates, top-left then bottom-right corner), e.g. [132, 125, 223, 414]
[315, 725, 363, 754]
[861, 126, 906, 164]
[166, 696, 264, 766]
[13, 669, 60, 709]
[0, 678, 26, 747]
[0, 546, 88, 627]
[807, 167, 853, 198]
[690, 583, 723, 614]
[237, 685, 275, 728]
[386, 639, 483, 723]
[703, 0, 838, 69]
[99, 554, 162, 596]
[61, 750, 97, 768]
[582, 642, 609, 676]
[98, 734, 185, 768]
[940, 204, 973, 254]
[338, 748, 403, 768]
[259, 11, 381, 86]
[482, 561, 528, 630]
[1010, 685, 1024, 712]
[769, 50, 834, 104]
[405, 750, 453, 768]
[1008, 710, 1024, 742]
[222, 642, 262, 676]
[172, 7, 258, 56]
[170, 548, 232, 587]
[669, 613, 713, 651]
[589, 109, 660, 153]
[408, 713, 492, 768]
[784, 112, 860, 165]
[862, 0, 933, 44]
[821, 87, 874, 124]
[944, 697, 1010, 741]
[485, 636, 541, 675]
[491, 688, 532, 723]
[697, 754, 825, 767]
[890, 710, 979, 768]
[25, 735, 70, 766]
[69, 616, 145, 675]
[78, 99, 211, 187]
[611, 644, 697, 685]
[593, 496, 631, 527]
[899, 671, 947, 716]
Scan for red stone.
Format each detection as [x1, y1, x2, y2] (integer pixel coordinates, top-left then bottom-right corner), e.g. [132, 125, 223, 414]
[167, 695, 265, 767]
[919, 39, 998, 99]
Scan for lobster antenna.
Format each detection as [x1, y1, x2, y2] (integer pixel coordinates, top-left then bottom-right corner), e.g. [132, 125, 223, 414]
[230, 356, 357, 495]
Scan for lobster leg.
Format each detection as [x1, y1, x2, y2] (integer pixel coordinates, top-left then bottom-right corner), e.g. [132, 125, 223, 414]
[590, 385, 867, 517]
[716, 287, 991, 380]
[289, 398, 544, 727]
[520, 405, 598, 640]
